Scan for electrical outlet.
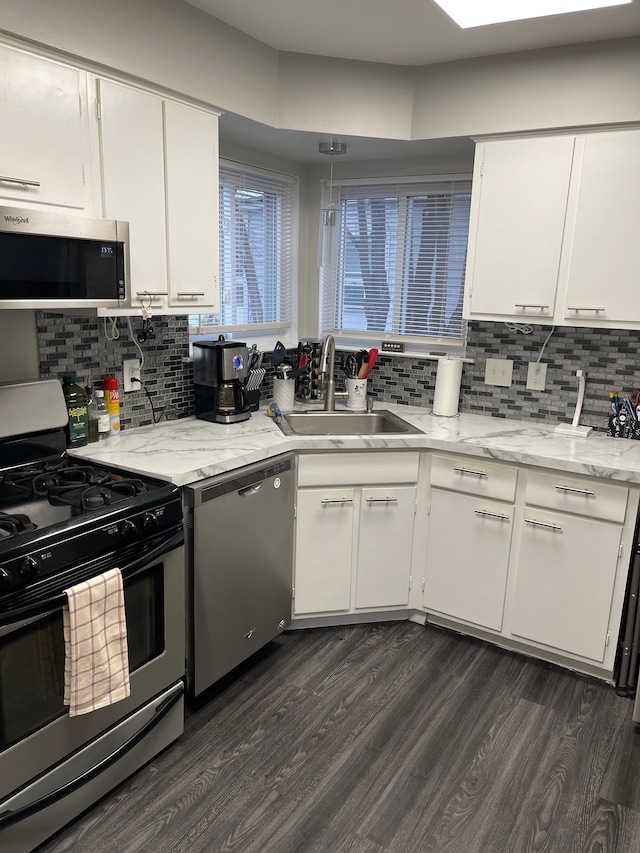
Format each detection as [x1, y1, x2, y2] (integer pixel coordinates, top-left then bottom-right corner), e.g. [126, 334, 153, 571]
[485, 358, 513, 387]
[381, 341, 405, 353]
[527, 362, 547, 391]
[123, 359, 141, 393]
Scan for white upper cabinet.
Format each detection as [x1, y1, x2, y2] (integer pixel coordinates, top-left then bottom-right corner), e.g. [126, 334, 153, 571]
[0, 45, 92, 211]
[464, 135, 575, 322]
[561, 129, 640, 327]
[164, 101, 219, 313]
[464, 128, 640, 330]
[96, 79, 168, 306]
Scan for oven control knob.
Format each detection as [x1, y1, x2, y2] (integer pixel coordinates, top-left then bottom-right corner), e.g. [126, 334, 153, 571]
[141, 512, 159, 532]
[120, 520, 138, 541]
[0, 567, 12, 592]
[18, 556, 39, 580]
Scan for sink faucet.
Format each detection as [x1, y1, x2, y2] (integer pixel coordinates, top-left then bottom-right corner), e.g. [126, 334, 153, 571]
[320, 334, 347, 411]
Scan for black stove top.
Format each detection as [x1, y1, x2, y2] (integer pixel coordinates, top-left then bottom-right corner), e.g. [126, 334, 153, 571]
[0, 437, 182, 601]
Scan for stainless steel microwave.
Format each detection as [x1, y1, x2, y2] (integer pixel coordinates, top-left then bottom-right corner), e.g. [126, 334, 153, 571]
[0, 205, 130, 310]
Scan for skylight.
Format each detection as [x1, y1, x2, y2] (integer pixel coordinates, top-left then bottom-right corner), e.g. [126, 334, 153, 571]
[432, 0, 633, 29]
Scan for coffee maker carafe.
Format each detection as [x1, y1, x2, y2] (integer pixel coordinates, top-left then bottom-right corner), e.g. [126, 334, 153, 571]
[193, 340, 251, 424]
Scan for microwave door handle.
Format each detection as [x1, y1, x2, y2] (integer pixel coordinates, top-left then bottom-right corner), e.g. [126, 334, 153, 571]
[0, 528, 184, 628]
[0, 682, 183, 830]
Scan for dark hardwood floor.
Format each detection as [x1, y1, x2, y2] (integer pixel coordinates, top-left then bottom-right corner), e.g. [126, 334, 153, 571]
[39, 622, 640, 853]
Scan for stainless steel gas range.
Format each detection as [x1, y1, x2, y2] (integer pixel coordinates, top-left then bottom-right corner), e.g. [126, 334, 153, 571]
[0, 380, 186, 853]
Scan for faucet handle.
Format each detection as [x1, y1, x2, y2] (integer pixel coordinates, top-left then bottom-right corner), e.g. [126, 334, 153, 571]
[366, 396, 374, 413]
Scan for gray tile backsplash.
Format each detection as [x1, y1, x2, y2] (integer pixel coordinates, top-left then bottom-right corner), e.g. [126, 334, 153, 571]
[37, 314, 640, 433]
[37, 312, 194, 430]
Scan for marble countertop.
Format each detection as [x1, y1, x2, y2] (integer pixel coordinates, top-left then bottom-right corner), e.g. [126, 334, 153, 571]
[68, 401, 640, 488]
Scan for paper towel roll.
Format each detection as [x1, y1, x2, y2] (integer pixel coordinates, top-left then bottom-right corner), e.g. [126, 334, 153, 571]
[432, 357, 463, 417]
[273, 378, 295, 413]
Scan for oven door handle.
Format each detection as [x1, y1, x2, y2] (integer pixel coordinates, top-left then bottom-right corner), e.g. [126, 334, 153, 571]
[0, 527, 184, 628]
[0, 681, 183, 830]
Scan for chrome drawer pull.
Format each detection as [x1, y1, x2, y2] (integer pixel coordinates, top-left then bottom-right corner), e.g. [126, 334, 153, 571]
[320, 498, 353, 505]
[176, 292, 206, 298]
[554, 485, 595, 497]
[136, 291, 166, 298]
[525, 518, 562, 531]
[0, 175, 41, 187]
[365, 497, 398, 504]
[453, 467, 488, 477]
[514, 303, 550, 310]
[474, 510, 510, 521]
[566, 306, 605, 312]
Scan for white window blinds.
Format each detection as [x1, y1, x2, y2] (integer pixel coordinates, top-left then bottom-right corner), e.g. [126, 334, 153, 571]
[190, 161, 298, 335]
[320, 176, 471, 353]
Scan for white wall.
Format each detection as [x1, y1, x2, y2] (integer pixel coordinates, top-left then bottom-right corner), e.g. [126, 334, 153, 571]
[1, 0, 639, 140]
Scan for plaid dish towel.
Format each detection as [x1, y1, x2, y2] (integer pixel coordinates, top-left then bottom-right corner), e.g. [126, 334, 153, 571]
[63, 568, 131, 716]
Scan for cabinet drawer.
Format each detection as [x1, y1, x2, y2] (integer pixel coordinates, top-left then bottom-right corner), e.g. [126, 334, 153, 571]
[298, 452, 419, 487]
[430, 455, 517, 503]
[524, 471, 628, 523]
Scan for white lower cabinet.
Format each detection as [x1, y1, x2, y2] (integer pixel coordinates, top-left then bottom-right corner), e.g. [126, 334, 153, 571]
[424, 489, 513, 631]
[293, 453, 419, 617]
[510, 510, 623, 662]
[355, 486, 416, 609]
[293, 487, 354, 615]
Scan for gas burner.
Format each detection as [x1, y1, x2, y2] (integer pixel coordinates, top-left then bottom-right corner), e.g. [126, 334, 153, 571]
[0, 512, 37, 540]
[49, 478, 148, 511]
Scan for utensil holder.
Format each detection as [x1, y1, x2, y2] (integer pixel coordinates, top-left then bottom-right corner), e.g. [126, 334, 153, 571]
[346, 378, 367, 410]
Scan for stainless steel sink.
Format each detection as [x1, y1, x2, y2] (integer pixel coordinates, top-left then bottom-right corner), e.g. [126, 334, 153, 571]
[277, 409, 422, 436]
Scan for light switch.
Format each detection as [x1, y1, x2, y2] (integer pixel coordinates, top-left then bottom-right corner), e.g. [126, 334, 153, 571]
[485, 358, 513, 387]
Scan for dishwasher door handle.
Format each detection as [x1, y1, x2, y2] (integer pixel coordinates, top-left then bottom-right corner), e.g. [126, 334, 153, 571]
[238, 482, 263, 498]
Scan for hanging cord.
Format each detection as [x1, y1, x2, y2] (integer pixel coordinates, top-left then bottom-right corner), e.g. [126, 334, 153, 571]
[127, 317, 145, 370]
[133, 379, 176, 424]
[536, 325, 555, 362]
[503, 321, 533, 335]
[103, 316, 120, 341]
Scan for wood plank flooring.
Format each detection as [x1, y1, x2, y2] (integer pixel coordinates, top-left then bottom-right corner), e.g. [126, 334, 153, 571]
[38, 622, 640, 853]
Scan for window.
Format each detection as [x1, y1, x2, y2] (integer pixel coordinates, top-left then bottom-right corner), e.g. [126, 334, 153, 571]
[189, 161, 298, 338]
[320, 176, 471, 355]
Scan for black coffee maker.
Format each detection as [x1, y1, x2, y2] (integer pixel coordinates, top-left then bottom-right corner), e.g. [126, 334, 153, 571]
[193, 340, 251, 424]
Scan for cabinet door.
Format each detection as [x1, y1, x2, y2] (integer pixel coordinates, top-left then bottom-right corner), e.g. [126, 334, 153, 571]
[355, 486, 415, 609]
[0, 46, 89, 210]
[164, 101, 219, 311]
[465, 136, 574, 321]
[511, 509, 622, 662]
[97, 79, 168, 302]
[423, 489, 513, 631]
[293, 488, 354, 615]
[563, 130, 640, 325]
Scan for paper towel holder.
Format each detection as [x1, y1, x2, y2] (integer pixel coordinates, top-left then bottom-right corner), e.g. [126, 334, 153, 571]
[430, 354, 474, 418]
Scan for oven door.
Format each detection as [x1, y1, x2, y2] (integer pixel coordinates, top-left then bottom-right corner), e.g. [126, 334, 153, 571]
[0, 528, 185, 848]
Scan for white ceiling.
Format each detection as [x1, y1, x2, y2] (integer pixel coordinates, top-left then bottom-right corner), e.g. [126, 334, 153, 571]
[185, 0, 640, 67]
[191, 0, 640, 164]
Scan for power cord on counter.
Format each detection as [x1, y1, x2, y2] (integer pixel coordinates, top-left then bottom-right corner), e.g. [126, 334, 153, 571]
[130, 377, 178, 424]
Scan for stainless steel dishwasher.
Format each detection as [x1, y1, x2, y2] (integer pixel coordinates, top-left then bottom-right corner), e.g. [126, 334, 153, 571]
[184, 453, 295, 696]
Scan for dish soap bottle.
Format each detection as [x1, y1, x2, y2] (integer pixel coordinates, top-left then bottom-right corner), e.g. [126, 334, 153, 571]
[95, 388, 111, 440]
[61, 374, 88, 448]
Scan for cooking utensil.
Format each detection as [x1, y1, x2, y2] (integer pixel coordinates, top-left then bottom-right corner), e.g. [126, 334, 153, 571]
[360, 348, 378, 379]
[298, 353, 309, 369]
[344, 354, 358, 379]
[272, 341, 287, 367]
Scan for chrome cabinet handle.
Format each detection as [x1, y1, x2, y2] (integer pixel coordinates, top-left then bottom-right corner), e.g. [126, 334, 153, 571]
[0, 175, 41, 187]
[176, 292, 206, 298]
[474, 510, 510, 521]
[555, 485, 595, 497]
[514, 303, 550, 310]
[525, 518, 562, 531]
[136, 291, 166, 299]
[453, 466, 488, 477]
[365, 497, 398, 504]
[320, 498, 353, 505]
[566, 306, 605, 312]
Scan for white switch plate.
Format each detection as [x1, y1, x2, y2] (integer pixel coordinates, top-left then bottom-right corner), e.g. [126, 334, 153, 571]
[485, 358, 513, 387]
[123, 359, 141, 393]
[527, 362, 547, 391]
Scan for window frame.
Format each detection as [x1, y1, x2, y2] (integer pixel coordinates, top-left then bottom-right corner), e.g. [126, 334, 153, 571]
[319, 173, 472, 358]
[189, 159, 299, 348]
